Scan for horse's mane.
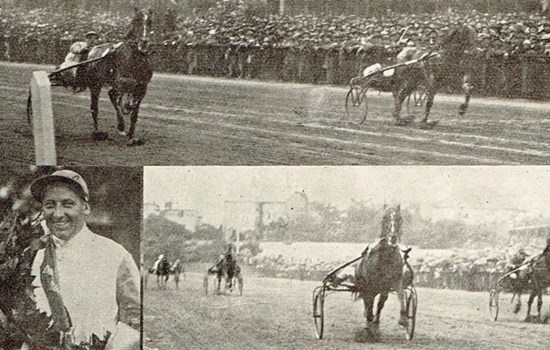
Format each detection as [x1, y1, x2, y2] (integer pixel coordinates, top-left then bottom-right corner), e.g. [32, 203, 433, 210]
[439, 24, 477, 54]
[126, 8, 153, 41]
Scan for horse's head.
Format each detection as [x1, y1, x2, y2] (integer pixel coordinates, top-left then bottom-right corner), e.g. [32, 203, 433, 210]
[127, 7, 154, 53]
[439, 24, 477, 57]
[380, 204, 403, 245]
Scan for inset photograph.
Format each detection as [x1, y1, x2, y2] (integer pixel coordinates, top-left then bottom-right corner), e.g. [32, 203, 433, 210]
[0, 166, 142, 350]
[142, 166, 549, 350]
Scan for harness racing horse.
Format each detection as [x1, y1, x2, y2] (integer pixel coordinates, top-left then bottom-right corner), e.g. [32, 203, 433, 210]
[391, 24, 476, 128]
[170, 259, 184, 290]
[354, 205, 407, 342]
[52, 8, 153, 146]
[205, 254, 243, 295]
[151, 257, 171, 290]
[514, 253, 550, 322]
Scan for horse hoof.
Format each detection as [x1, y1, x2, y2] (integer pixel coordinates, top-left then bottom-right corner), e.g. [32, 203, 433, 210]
[395, 117, 413, 127]
[127, 138, 144, 146]
[354, 327, 379, 343]
[420, 121, 438, 130]
[92, 131, 109, 141]
[118, 130, 128, 137]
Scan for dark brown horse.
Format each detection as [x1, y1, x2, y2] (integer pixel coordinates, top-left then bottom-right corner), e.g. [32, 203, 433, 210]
[52, 8, 153, 146]
[513, 253, 550, 322]
[391, 25, 476, 128]
[206, 253, 243, 295]
[354, 205, 407, 341]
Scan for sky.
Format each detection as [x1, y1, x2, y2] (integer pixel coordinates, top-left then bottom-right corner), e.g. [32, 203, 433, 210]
[143, 166, 550, 226]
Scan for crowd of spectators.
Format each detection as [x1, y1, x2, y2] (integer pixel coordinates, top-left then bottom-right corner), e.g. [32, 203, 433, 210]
[246, 245, 540, 292]
[2, 5, 550, 97]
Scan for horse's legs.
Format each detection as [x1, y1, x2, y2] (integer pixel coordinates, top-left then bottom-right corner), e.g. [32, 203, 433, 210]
[525, 291, 536, 321]
[536, 290, 543, 320]
[90, 85, 101, 133]
[108, 88, 126, 136]
[512, 291, 522, 314]
[458, 73, 472, 116]
[126, 85, 147, 144]
[422, 75, 436, 124]
[216, 272, 222, 294]
[393, 81, 416, 125]
[374, 291, 389, 324]
[363, 293, 375, 327]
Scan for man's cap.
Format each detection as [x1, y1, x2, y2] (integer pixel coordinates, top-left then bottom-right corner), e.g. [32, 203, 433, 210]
[31, 170, 89, 202]
[85, 31, 99, 39]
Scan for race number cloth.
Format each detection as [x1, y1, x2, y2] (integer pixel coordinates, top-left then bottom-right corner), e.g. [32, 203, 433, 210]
[32, 225, 140, 344]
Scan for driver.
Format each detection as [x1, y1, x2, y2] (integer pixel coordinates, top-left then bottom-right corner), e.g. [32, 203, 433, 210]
[59, 31, 100, 88]
[215, 244, 237, 290]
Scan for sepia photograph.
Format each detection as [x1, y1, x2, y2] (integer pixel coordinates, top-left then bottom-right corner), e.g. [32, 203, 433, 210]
[0, 166, 142, 350]
[2, 1, 550, 350]
[142, 166, 549, 350]
[2, 1, 550, 165]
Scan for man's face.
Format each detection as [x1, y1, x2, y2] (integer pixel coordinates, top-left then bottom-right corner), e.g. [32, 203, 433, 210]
[86, 36, 98, 47]
[42, 185, 90, 241]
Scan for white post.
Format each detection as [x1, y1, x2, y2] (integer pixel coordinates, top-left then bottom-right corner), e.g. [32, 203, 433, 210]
[279, 0, 285, 16]
[30, 71, 56, 166]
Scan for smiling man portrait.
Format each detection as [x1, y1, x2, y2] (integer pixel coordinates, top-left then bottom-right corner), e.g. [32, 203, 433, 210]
[30, 169, 141, 349]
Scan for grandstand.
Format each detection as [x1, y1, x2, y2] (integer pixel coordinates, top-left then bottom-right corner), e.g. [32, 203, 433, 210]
[508, 225, 550, 248]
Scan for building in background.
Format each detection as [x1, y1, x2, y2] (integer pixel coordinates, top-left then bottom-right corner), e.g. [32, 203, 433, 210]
[508, 225, 550, 250]
[144, 200, 202, 232]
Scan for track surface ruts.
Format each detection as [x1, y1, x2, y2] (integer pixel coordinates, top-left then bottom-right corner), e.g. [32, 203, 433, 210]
[2, 62, 550, 165]
[143, 270, 548, 350]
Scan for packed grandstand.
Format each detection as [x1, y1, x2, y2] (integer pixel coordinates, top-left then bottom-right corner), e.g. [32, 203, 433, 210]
[244, 245, 542, 292]
[2, 3, 550, 98]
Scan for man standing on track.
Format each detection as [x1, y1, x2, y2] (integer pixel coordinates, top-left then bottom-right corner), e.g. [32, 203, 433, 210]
[30, 169, 140, 349]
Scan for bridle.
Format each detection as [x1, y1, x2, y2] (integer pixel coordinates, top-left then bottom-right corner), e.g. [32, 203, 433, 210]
[382, 206, 402, 245]
[129, 9, 153, 53]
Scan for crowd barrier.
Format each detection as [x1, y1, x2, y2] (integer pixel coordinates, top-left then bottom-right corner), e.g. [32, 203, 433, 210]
[250, 264, 522, 292]
[3, 36, 550, 100]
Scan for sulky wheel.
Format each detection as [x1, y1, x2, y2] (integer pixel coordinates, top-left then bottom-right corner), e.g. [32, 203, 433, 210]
[312, 286, 326, 339]
[404, 286, 417, 340]
[345, 86, 368, 125]
[489, 289, 499, 321]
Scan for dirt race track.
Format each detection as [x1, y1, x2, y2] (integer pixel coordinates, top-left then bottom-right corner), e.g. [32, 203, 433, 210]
[2, 61, 550, 165]
[143, 270, 549, 350]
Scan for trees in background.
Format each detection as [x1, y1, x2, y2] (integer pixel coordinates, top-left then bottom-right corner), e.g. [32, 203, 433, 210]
[260, 199, 511, 249]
